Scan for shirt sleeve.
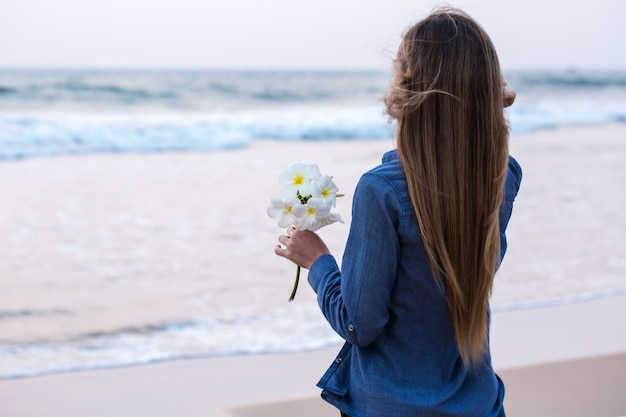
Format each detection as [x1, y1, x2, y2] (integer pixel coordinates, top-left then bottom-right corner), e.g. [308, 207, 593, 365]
[308, 172, 401, 347]
[498, 155, 523, 263]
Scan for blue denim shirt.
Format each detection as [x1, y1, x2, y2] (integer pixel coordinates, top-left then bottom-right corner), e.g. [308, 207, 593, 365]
[308, 150, 522, 417]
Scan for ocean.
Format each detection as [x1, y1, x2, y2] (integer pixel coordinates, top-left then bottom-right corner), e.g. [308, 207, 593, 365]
[1, 69, 625, 380]
[1, 69, 625, 160]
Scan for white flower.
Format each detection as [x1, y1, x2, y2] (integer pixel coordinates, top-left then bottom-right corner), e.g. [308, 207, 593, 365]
[278, 161, 321, 199]
[267, 197, 307, 228]
[295, 198, 330, 231]
[311, 175, 340, 207]
[311, 211, 344, 231]
[268, 160, 344, 302]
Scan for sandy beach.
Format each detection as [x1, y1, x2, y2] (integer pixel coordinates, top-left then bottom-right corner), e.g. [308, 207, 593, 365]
[1, 124, 626, 416]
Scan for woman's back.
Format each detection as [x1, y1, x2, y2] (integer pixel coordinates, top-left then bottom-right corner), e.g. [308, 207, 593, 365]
[309, 150, 521, 416]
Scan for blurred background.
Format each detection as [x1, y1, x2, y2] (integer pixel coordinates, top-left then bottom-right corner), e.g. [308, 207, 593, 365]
[1, 0, 625, 380]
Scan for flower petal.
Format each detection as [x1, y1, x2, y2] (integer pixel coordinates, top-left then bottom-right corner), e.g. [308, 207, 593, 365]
[291, 204, 307, 218]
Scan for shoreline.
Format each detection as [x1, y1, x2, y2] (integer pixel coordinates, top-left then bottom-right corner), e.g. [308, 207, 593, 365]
[1, 294, 624, 417]
[2, 289, 625, 382]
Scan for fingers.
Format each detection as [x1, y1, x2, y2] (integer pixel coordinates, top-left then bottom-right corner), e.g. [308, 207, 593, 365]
[273, 228, 329, 270]
[275, 232, 292, 258]
[278, 234, 290, 246]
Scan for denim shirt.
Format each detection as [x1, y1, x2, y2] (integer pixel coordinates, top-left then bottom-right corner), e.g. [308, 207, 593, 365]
[308, 150, 522, 417]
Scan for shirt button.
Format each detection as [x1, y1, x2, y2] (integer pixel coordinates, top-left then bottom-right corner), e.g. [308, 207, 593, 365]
[335, 357, 342, 364]
[347, 324, 354, 332]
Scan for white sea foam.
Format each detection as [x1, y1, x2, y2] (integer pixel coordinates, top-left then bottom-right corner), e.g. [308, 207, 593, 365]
[0, 302, 342, 380]
[1, 69, 625, 160]
[3, 290, 624, 380]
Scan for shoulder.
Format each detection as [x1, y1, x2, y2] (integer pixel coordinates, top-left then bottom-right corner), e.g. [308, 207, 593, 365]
[353, 150, 412, 230]
[355, 150, 407, 202]
[361, 150, 405, 185]
[508, 155, 522, 182]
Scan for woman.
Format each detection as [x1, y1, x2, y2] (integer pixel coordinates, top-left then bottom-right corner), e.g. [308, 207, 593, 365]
[274, 7, 522, 417]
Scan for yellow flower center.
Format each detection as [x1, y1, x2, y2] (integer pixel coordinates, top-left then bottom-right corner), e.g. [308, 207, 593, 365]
[293, 175, 304, 186]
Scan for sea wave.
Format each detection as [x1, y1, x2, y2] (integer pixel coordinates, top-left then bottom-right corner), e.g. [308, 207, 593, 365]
[507, 70, 626, 89]
[2, 290, 625, 380]
[0, 70, 388, 110]
[0, 303, 341, 380]
[0, 106, 392, 160]
[1, 69, 626, 160]
[1, 103, 625, 161]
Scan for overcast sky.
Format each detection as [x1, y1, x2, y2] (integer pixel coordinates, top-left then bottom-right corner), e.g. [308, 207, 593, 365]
[1, 0, 625, 71]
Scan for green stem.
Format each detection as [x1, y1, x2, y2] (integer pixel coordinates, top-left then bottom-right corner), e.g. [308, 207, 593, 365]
[289, 265, 301, 302]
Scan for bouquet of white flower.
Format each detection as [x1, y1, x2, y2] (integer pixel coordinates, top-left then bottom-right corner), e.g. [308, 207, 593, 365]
[268, 161, 343, 301]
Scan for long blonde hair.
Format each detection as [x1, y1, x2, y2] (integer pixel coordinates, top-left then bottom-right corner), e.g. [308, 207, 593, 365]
[384, 8, 509, 366]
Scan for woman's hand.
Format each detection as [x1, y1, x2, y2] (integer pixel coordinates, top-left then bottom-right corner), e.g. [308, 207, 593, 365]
[274, 225, 330, 269]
